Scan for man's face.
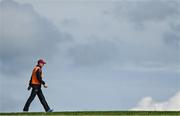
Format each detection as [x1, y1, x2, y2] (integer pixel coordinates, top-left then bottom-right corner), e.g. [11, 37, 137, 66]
[39, 63, 44, 67]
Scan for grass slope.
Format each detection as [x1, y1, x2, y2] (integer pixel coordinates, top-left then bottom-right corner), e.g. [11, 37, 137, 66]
[0, 111, 180, 116]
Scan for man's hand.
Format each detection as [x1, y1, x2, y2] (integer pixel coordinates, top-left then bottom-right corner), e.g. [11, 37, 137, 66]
[43, 84, 48, 88]
[27, 85, 31, 91]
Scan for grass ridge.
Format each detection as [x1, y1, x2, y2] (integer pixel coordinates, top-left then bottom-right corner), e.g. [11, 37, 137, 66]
[0, 111, 180, 115]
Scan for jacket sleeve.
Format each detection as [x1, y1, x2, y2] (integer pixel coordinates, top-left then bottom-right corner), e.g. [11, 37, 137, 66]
[29, 76, 32, 86]
[36, 69, 45, 85]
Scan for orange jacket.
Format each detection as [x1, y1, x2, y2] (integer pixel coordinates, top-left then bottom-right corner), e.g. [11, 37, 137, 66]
[30, 66, 45, 85]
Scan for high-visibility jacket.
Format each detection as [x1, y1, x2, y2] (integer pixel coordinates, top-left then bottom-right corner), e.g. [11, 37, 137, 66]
[31, 66, 43, 85]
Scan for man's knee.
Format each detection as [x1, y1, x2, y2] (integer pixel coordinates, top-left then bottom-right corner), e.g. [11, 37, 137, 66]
[38, 94, 46, 101]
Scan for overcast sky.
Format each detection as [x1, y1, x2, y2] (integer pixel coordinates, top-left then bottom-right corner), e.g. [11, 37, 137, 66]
[0, 0, 180, 112]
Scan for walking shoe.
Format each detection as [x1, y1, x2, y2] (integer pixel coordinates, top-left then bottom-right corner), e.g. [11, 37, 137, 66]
[47, 109, 53, 112]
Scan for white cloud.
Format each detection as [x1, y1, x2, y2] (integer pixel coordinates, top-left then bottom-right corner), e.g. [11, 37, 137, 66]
[131, 91, 180, 111]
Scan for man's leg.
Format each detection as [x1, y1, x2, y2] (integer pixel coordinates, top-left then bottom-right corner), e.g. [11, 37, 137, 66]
[37, 89, 50, 112]
[23, 88, 37, 111]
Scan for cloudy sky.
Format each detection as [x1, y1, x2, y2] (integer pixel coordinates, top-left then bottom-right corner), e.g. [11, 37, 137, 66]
[0, 0, 180, 112]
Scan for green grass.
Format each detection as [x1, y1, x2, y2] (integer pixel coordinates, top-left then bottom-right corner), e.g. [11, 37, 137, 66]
[0, 111, 180, 116]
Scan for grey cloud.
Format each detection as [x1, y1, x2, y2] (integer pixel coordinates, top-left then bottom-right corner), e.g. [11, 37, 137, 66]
[0, 0, 73, 75]
[171, 24, 180, 33]
[114, 0, 180, 28]
[163, 24, 180, 48]
[61, 18, 79, 27]
[65, 38, 178, 68]
[163, 31, 180, 48]
[66, 40, 119, 67]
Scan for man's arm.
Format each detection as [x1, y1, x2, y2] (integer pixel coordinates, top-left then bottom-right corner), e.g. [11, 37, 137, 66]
[36, 69, 45, 85]
[29, 76, 32, 86]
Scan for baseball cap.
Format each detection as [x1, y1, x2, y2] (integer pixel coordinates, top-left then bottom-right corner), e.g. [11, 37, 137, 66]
[38, 59, 46, 64]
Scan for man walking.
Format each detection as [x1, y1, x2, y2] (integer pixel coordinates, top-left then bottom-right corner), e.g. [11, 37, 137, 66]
[23, 59, 53, 112]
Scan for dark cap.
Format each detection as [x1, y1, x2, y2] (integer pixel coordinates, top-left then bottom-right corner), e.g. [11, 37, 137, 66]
[38, 59, 46, 64]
